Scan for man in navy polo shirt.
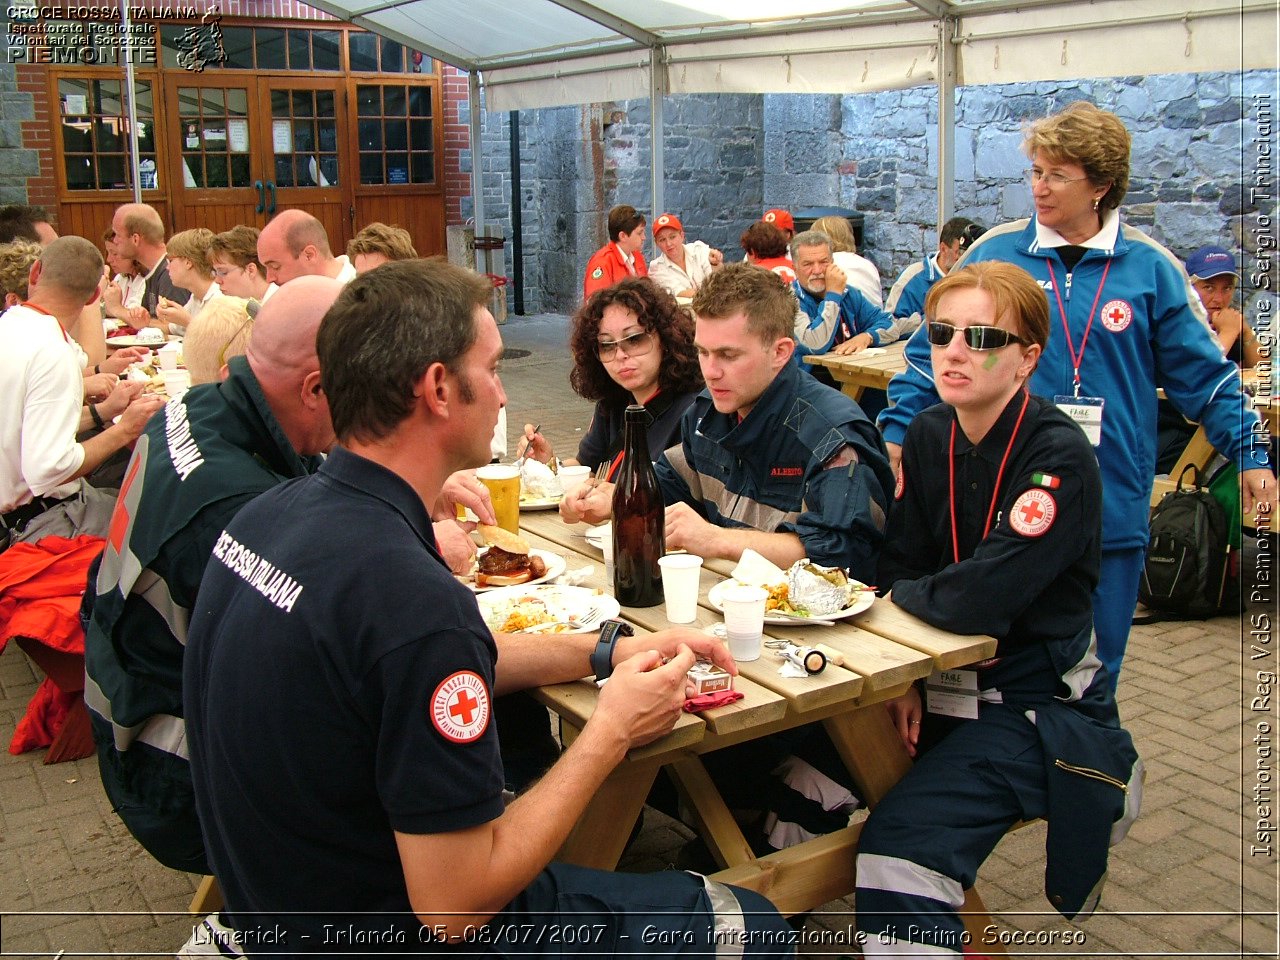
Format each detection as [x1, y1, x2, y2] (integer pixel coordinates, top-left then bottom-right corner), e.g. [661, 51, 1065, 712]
[184, 259, 790, 955]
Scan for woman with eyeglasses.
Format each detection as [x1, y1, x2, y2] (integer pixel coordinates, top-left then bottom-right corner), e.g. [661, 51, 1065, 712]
[208, 225, 274, 304]
[859, 260, 1140, 958]
[519, 278, 702, 482]
[153, 228, 220, 335]
[881, 101, 1274, 688]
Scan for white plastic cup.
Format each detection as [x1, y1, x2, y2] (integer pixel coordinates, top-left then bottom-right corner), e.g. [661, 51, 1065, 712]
[156, 342, 181, 370]
[160, 368, 190, 399]
[658, 553, 704, 624]
[558, 464, 592, 496]
[720, 584, 767, 661]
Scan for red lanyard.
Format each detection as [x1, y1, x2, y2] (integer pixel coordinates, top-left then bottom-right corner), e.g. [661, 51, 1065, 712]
[19, 301, 69, 342]
[1046, 258, 1112, 397]
[948, 390, 1030, 564]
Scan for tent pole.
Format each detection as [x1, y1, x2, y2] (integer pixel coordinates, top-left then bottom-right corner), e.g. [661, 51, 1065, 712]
[936, 16, 957, 227]
[649, 47, 665, 219]
[469, 71, 486, 274]
[122, 0, 141, 203]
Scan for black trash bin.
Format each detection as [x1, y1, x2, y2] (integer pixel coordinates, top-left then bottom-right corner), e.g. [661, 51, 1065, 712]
[792, 207, 865, 249]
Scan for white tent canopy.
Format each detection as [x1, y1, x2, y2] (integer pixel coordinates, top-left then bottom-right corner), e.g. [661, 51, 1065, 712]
[302, 0, 1276, 231]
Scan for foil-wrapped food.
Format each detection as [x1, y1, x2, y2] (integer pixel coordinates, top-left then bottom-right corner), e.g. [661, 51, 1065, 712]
[785, 560, 860, 616]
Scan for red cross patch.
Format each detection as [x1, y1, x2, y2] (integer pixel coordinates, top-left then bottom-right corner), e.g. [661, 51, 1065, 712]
[656, 215, 673, 228]
[894, 467, 905, 501]
[1009, 489, 1057, 537]
[430, 671, 491, 744]
[1100, 299, 1133, 333]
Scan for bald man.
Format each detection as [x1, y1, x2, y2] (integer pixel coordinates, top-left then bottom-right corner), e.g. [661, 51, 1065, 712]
[110, 202, 184, 321]
[83, 276, 346, 874]
[256, 208, 357, 291]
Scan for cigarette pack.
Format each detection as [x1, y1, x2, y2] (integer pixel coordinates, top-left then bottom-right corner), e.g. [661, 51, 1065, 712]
[687, 659, 733, 696]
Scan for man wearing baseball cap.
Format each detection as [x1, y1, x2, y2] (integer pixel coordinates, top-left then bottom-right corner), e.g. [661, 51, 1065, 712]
[647, 213, 723, 298]
[1186, 245, 1259, 367]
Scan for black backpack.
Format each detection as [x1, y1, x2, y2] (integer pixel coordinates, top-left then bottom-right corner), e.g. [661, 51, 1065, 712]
[1136, 465, 1231, 620]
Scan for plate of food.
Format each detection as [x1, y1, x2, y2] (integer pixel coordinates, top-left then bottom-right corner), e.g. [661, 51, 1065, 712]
[583, 522, 611, 551]
[708, 558, 873, 625]
[519, 493, 563, 511]
[107, 333, 167, 348]
[459, 526, 565, 591]
[518, 458, 564, 510]
[476, 583, 620, 634]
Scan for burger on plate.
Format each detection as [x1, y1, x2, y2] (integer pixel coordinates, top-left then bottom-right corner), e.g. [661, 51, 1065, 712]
[475, 525, 548, 587]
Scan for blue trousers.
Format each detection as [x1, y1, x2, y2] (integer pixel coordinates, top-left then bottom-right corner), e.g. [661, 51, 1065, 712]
[855, 707, 1047, 957]
[1094, 546, 1144, 688]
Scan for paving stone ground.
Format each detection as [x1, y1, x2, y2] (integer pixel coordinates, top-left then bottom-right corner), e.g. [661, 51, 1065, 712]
[1, 313, 1275, 958]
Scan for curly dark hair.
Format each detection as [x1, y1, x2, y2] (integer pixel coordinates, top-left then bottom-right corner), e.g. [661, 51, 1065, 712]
[740, 221, 789, 259]
[568, 277, 702, 404]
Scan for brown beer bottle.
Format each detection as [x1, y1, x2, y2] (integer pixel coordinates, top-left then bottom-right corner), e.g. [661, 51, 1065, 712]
[612, 405, 665, 606]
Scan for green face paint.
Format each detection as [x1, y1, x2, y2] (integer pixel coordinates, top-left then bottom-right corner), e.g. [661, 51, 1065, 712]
[982, 352, 1000, 370]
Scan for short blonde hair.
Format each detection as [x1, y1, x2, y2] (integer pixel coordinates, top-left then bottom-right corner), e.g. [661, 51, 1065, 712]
[347, 222, 417, 261]
[0, 239, 41, 299]
[812, 216, 856, 253]
[167, 228, 216, 278]
[183, 295, 253, 384]
[1023, 101, 1131, 212]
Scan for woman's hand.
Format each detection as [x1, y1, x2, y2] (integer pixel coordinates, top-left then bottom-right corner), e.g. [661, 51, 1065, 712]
[516, 423, 554, 463]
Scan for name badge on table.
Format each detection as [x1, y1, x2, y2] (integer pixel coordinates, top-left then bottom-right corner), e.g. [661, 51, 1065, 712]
[925, 668, 979, 720]
[1054, 395, 1105, 446]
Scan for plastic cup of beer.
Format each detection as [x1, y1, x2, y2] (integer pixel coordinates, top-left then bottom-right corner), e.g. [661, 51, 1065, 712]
[476, 464, 520, 533]
[658, 553, 704, 624]
[720, 584, 768, 661]
[558, 464, 592, 497]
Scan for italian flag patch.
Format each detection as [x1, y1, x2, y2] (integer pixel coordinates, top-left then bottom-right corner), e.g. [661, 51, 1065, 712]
[1031, 472, 1061, 489]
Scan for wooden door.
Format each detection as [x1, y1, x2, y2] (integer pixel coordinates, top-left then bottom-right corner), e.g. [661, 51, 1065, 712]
[259, 78, 350, 252]
[164, 77, 262, 234]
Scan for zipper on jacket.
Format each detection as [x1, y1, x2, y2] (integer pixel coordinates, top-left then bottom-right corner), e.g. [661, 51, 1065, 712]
[1054, 758, 1127, 792]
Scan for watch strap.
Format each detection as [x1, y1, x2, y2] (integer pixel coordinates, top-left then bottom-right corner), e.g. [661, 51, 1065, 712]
[591, 619, 633, 682]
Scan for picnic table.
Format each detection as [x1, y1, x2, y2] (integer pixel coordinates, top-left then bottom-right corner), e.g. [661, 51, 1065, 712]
[517, 509, 1006, 946]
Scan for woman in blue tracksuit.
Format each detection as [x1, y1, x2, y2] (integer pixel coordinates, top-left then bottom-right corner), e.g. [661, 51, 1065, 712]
[879, 101, 1274, 686]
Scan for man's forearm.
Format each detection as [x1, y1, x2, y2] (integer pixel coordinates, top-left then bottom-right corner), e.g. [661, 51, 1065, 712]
[705, 526, 806, 568]
[69, 423, 135, 480]
[492, 630, 597, 695]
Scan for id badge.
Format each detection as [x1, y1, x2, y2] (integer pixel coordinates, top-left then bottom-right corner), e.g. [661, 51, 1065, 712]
[1054, 395, 1104, 446]
[925, 668, 979, 720]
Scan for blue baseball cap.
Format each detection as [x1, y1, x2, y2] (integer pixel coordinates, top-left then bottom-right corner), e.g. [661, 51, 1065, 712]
[1185, 245, 1238, 280]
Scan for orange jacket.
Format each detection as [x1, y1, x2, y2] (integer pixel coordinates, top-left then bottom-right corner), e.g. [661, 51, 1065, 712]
[583, 243, 648, 298]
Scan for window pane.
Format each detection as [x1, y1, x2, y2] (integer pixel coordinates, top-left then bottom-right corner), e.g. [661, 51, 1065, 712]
[206, 155, 230, 189]
[134, 83, 153, 117]
[349, 33, 377, 72]
[294, 155, 317, 187]
[63, 121, 91, 154]
[98, 155, 126, 191]
[288, 30, 310, 70]
[97, 118, 123, 153]
[383, 86, 407, 117]
[318, 122, 337, 153]
[316, 90, 335, 119]
[357, 85, 379, 117]
[358, 119, 382, 151]
[200, 87, 225, 115]
[230, 153, 251, 188]
[275, 155, 294, 187]
[385, 120, 407, 152]
[222, 27, 255, 68]
[411, 153, 434, 184]
[410, 119, 432, 151]
[65, 155, 94, 190]
[140, 155, 159, 191]
[360, 153, 383, 185]
[95, 80, 122, 116]
[135, 118, 155, 154]
[293, 120, 315, 152]
[319, 156, 339, 187]
[381, 37, 404, 73]
[257, 28, 287, 69]
[271, 89, 289, 116]
[313, 31, 341, 71]
[292, 90, 313, 117]
[227, 88, 248, 118]
[178, 87, 200, 118]
[409, 87, 432, 118]
[159, 25, 185, 68]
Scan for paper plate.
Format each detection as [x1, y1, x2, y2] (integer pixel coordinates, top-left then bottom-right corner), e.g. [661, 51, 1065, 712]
[476, 584, 620, 634]
[583, 522, 611, 551]
[107, 334, 168, 348]
[460, 548, 566, 593]
[707, 578, 873, 625]
[519, 494, 563, 511]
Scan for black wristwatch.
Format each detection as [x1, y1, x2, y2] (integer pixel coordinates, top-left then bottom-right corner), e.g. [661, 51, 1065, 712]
[591, 619, 633, 682]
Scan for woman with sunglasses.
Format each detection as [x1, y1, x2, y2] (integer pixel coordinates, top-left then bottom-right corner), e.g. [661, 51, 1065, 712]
[857, 260, 1140, 958]
[880, 101, 1274, 688]
[520, 278, 701, 483]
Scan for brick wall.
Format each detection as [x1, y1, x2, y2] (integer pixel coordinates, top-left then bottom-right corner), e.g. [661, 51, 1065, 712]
[11, 65, 53, 212]
[442, 65, 471, 226]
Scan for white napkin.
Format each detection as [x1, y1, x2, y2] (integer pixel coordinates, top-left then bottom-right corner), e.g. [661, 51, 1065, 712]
[556, 564, 594, 587]
[730, 548, 786, 587]
[778, 660, 810, 679]
[858, 346, 887, 357]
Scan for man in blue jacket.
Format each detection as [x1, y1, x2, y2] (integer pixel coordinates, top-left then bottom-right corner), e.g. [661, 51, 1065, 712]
[790, 229, 896, 367]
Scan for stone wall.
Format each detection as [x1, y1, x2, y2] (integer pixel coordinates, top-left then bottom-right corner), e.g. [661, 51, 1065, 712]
[0, 64, 38, 205]
[476, 70, 1277, 316]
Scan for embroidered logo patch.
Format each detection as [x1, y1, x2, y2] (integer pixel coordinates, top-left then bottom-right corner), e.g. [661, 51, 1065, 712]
[895, 467, 905, 501]
[431, 671, 491, 744]
[1009, 489, 1057, 537]
[764, 211, 778, 223]
[656, 215, 673, 228]
[590, 267, 603, 280]
[1100, 299, 1133, 333]
[769, 466, 803, 478]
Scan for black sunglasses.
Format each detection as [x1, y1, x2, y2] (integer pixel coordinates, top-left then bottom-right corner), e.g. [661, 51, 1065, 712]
[926, 321, 1025, 351]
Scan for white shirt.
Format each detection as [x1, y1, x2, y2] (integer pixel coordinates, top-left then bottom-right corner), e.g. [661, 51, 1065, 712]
[175, 282, 222, 335]
[0, 303, 86, 510]
[833, 251, 883, 308]
[649, 241, 716, 297]
[114, 273, 145, 309]
[334, 255, 358, 285]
